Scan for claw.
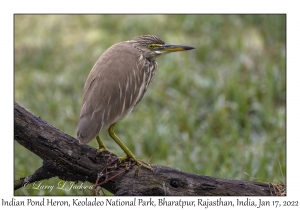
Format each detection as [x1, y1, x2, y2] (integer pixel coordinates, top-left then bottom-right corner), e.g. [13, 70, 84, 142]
[96, 135, 109, 154]
[97, 147, 109, 154]
[119, 156, 153, 171]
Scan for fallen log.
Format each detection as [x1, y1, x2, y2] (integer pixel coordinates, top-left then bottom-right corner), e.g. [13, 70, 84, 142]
[14, 102, 278, 196]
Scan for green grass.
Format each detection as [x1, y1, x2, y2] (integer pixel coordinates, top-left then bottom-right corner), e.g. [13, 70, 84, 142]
[14, 14, 286, 195]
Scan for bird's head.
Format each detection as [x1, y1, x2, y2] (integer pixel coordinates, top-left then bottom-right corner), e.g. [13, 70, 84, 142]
[128, 35, 195, 61]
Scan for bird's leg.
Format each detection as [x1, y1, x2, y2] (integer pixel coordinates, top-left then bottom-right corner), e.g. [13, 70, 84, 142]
[96, 135, 109, 154]
[108, 123, 153, 171]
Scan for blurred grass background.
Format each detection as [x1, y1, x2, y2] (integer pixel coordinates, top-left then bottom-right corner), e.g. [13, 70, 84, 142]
[14, 14, 286, 195]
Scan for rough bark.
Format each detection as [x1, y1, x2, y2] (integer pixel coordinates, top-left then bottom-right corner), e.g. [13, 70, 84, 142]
[14, 102, 278, 196]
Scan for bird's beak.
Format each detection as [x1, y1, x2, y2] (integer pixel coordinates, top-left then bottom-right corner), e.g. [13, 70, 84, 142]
[159, 44, 195, 52]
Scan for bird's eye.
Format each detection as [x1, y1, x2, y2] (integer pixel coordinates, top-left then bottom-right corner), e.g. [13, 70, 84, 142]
[148, 44, 155, 50]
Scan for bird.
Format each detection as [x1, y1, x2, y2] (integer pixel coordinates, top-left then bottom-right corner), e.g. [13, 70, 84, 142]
[77, 35, 194, 171]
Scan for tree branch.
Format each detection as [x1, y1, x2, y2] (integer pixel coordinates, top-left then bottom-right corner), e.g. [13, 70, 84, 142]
[14, 101, 278, 196]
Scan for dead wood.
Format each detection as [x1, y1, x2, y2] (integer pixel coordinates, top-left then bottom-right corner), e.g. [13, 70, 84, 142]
[14, 102, 276, 196]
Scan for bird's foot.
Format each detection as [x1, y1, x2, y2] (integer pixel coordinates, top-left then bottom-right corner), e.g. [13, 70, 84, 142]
[96, 146, 110, 154]
[119, 156, 153, 171]
[96, 135, 110, 154]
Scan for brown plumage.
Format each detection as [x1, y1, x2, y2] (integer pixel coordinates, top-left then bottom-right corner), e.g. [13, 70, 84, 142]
[77, 37, 159, 143]
[77, 35, 194, 170]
